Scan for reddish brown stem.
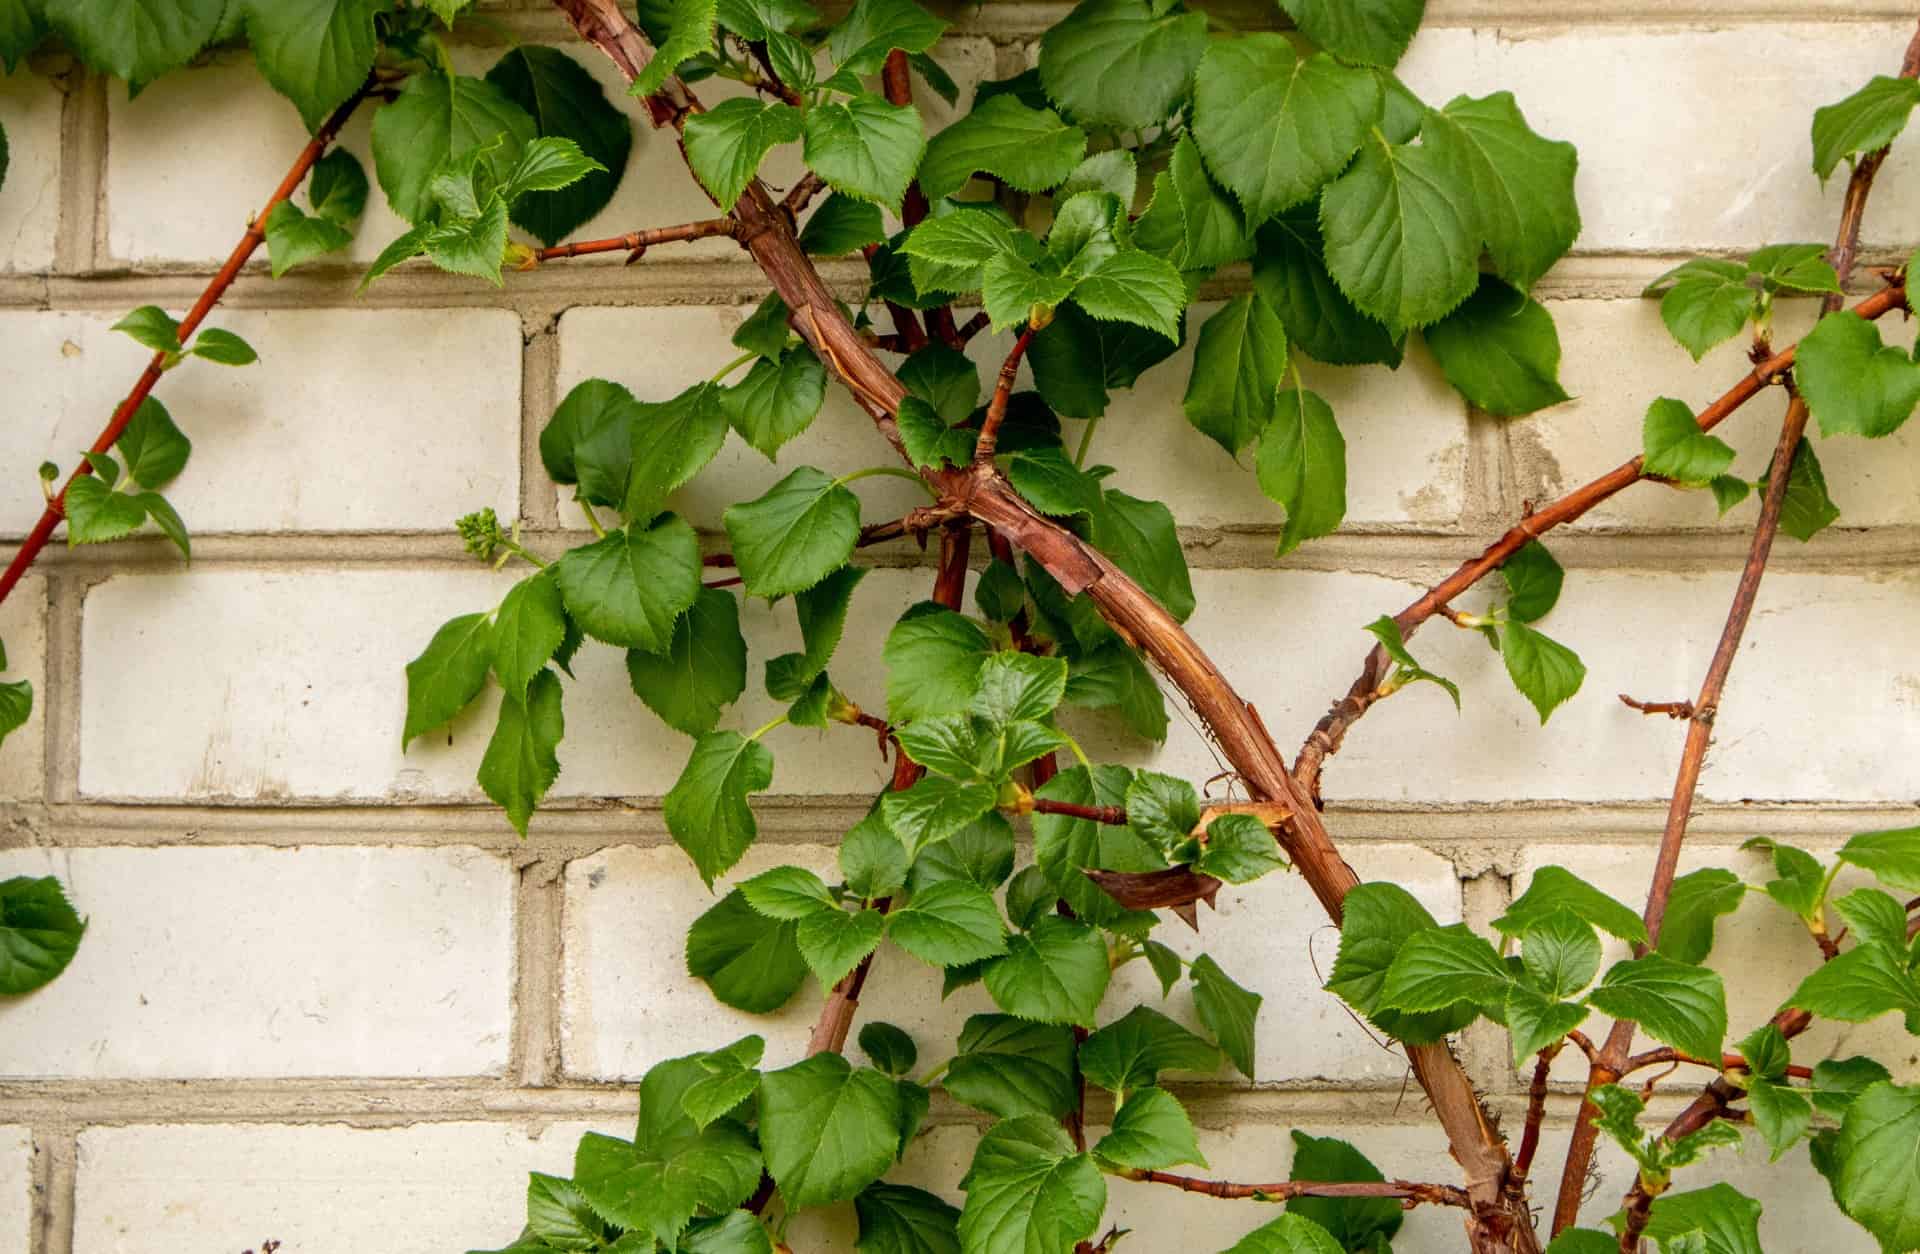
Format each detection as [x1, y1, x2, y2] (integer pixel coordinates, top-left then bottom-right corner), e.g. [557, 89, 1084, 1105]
[1293, 285, 1906, 795]
[1030, 798, 1127, 825]
[1510, 1045, 1559, 1189]
[955, 311, 992, 344]
[973, 325, 1037, 465]
[857, 502, 967, 547]
[1620, 1047, 1812, 1079]
[1556, 29, 1918, 1225]
[806, 520, 972, 1056]
[529, 217, 736, 262]
[1127, 1170, 1470, 1209]
[1618, 695, 1695, 719]
[0, 80, 374, 608]
[783, 172, 826, 217]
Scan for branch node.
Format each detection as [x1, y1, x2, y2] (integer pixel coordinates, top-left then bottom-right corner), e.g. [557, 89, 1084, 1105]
[1618, 694, 1694, 720]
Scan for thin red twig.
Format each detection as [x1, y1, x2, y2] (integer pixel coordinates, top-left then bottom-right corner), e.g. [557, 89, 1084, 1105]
[1030, 798, 1127, 825]
[973, 325, 1037, 465]
[1127, 1170, 1471, 1210]
[528, 217, 736, 263]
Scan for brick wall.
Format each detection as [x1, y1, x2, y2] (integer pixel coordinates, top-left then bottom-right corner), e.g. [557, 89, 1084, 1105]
[3, 4, 1918, 1251]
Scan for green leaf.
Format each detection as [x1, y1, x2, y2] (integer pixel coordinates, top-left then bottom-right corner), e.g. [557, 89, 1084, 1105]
[242, 0, 385, 134]
[626, 586, 746, 737]
[493, 572, 567, 700]
[1838, 825, 1920, 892]
[766, 565, 864, 701]
[264, 202, 353, 276]
[112, 305, 181, 354]
[1277, 0, 1424, 68]
[664, 731, 775, 885]
[741, 864, 836, 920]
[1709, 474, 1751, 516]
[827, 0, 946, 75]
[758, 1054, 903, 1209]
[1284, 1131, 1401, 1251]
[899, 345, 981, 423]
[1221, 1214, 1344, 1254]
[1749, 242, 1840, 295]
[115, 397, 190, 490]
[1032, 764, 1164, 930]
[370, 72, 535, 224]
[1796, 310, 1920, 439]
[523, 1171, 602, 1251]
[499, 134, 607, 201]
[1812, 75, 1920, 182]
[629, 381, 731, 521]
[800, 191, 886, 255]
[1253, 210, 1404, 367]
[686, 888, 809, 1012]
[1641, 396, 1737, 486]
[478, 667, 564, 835]
[1643, 258, 1756, 362]
[1776, 437, 1840, 541]
[1090, 489, 1195, 621]
[1422, 92, 1580, 292]
[1788, 941, 1920, 1022]
[0, 0, 43, 74]
[1833, 887, 1911, 950]
[1069, 249, 1187, 340]
[1745, 1077, 1813, 1160]
[0, 875, 86, 995]
[1037, 0, 1206, 130]
[126, 491, 188, 559]
[1380, 923, 1512, 1011]
[1255, 386, 1347, 556]
[424, 197, 511, 285]
[1194, 813, 1287, 884]
[681, 1035, 766, 1129]
[882, 774, 996, 856]
[732, 292, 791, 360]
[803, 94, 925, 210]
[47, 0, 223, 88]
[858, 1022, 918, 1077]
[884, 604, 991, 722]
[189, 326, 257, 366]
[1814, 1057, 1893, 1117]
[969, 652, 1067, 725]
[917, 96, 1086, 203]
[1423, 276, 1569, 416]
[842, 810, 910, 901]
[1191, 36, 1381, 225]
[1132, 132, 1252, 271]
[722, 347, 828, 459]
[1094, 1086, 1205, 1169]
[1125, 770, 1200, 852]
[685, 98, 804, 212]
[983, 914, 1110, 1025]
[1657, 868, 1744, 964]
[945, 1014, 1080, 1119]
[957, 1116, 1106, 1254]
[0, 678, 30, 749]
[1079, 1004, 1220, 1093]
[1499, 620, 1584, 722]
[554, 515, 701, 652]
[1640, 1183, 1763, 1254]
[1544, 1232, 1618, 1254]
[981, 252, 1077, 332]
[359, 225, 427, 288]
[1589, 953, 1727, 1061]
[1006, 447, 1104, 518]
[1828, 1081, 1920, 1249]
[1183, 292, 1289, 457]
[1497, 865, 1646, 945]
[1497, 540, 1563, 625]
[1190, 952, 1261, 1080]
[543, 377, 635, 501]
[857, 1183, 961, 1254]
[571, 1061, 761, 1249]
[889, 880, 1008, 966]
[723, 466, 860, 598]
[798, 906, 886, 985]
[1326, 881, 1478, 1043]
[1520, 910, 1600, 999]
[1505, 983, 1590, 1066]
[308, 148, 368, 226]
[487, 45, 632, 246]
[1320, 131, 1479, 330]
[1363, 615, 1459, 709]
[899, 207, 1023, 298]
[683, 1212, 774, 1254]
[402, 611, 494, 746]
[631, 0, 716, 97]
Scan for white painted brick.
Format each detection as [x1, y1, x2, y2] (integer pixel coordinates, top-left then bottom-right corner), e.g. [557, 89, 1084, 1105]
[73, 1120, 616, 1254]
[79, 564, 1920, 805]
[1525, 299, 1920, 530]
[555, 303, 1467, 533]
[562, 841, 1456, 1085]
[0, 309, 520, 535]
[1517, 841, 1920, 1089]
[0, 1127, 28, 1254]
[0, 573, 46, 802]
[1398, 23, 1920, 255]
[1097, 567, 1920, 805]
[0, 845, 513, 1078]
[105, 41, 990, 266]
[0, 71, 62, 272]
